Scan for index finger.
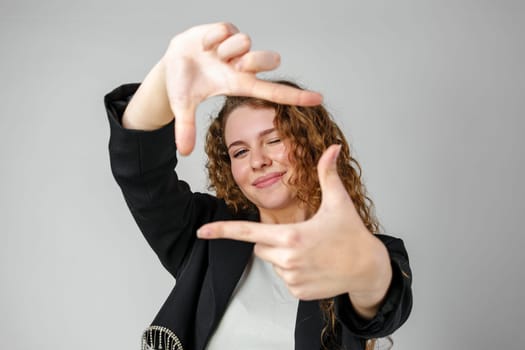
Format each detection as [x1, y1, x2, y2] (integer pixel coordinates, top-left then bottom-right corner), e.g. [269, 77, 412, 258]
[197, 220, 292, 246]
[242, 77, 323, 106]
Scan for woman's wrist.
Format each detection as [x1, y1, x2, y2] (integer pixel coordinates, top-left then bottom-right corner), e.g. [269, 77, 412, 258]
[346, 233, 393, 319]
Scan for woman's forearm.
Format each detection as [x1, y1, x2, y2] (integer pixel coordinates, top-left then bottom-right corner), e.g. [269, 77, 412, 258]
[122, 59, 173, 130]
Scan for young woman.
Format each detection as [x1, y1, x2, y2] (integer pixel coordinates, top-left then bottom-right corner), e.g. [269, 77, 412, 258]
[105, 23, 412, 350]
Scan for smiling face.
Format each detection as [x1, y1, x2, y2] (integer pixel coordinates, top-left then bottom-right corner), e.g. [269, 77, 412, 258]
[224, 105, 305, 223]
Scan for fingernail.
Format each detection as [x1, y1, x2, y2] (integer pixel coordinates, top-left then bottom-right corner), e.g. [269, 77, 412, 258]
[197, 228, 210, 238]
[333, 144, 342, 161]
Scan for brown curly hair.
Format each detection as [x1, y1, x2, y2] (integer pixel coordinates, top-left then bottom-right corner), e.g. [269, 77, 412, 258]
[205, 80, 379, 349]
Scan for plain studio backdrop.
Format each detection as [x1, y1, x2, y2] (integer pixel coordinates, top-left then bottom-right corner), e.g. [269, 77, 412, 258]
[1, 0, 523, 349]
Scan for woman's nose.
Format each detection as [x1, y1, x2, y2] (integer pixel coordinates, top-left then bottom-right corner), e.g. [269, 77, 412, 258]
[250, 148, 271, 169]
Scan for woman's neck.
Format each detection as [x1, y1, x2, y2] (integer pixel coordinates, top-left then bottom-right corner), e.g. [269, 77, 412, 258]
[258, 202, 310, 224]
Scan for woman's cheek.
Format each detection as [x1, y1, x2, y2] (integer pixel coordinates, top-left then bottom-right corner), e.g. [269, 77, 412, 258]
[231, 160, 248, 187]
[271, 144, 291, 164]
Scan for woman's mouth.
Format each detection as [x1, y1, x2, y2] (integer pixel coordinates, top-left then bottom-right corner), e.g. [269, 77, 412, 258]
[252, 171, 286, 189]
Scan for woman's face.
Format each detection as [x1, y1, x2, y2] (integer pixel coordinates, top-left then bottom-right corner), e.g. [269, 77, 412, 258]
[224, 105, 299, 217]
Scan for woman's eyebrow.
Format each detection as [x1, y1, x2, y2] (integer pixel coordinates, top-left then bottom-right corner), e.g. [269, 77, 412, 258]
[227, 128, 276, 150]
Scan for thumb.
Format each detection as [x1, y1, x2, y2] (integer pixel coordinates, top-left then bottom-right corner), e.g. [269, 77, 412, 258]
[317, 144, 348, 205]
[173, 103, 197, 156]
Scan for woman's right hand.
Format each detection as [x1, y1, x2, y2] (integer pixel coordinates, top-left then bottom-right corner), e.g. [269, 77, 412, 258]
[123, 22, 323, 155]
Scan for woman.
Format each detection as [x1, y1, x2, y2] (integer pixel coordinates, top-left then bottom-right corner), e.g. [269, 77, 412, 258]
[106, 23, 412, 350]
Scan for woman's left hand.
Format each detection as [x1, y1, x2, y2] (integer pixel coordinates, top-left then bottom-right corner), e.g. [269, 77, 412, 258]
[197, 145, 392, 315]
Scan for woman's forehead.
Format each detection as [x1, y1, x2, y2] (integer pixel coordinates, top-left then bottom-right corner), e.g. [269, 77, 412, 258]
[224, 106, 277, 144]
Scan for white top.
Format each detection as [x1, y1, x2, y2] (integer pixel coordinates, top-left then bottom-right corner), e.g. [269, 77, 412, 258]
[206, 254, 299, 350]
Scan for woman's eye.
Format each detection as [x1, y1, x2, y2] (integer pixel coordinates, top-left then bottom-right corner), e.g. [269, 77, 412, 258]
[267, 138, 281, 145]
[233, 149, 248, 158]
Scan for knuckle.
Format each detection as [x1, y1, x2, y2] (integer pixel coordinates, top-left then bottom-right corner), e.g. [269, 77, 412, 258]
[281, 253, 297, 269]
[242, 52, 255, 67]
[216, 22, 233, 36]
[236, 33, 251, 49]
[282, 229, 300, 247]
[238, 223, 251, 238]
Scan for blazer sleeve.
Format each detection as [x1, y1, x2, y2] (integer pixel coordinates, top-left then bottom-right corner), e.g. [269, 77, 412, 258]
[105, 83, 219, 278]
[335, 234, 413, 340]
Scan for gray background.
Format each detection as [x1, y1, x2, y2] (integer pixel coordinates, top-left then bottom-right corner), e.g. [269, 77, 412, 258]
[1, 0, 524, 349]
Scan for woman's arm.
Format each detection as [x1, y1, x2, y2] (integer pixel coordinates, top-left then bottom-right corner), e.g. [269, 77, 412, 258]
[197, 145, 413, 335]
[335, 235, 412, 338]
[108, 22, 322, 276]
[121, 22, 322, 155]
[106, 84, 218, 277]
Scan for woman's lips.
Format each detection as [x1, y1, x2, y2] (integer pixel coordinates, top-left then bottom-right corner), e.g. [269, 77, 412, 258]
[252, 171, 286, 189]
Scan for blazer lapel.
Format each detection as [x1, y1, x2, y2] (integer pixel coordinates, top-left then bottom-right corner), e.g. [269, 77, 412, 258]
[295, 300, 323, 350]
[209, 209, 258, 323]
[195, 237, 254, 349]
[209, 237, 254, 316]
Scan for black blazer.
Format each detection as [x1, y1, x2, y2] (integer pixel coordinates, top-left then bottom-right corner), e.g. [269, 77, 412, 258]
[106, 84, 413, 350]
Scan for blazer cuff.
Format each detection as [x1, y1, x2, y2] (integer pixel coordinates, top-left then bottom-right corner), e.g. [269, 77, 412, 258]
[334, 255, 412, 338]
[105, 83, 177, 174]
